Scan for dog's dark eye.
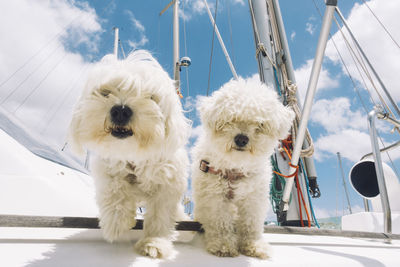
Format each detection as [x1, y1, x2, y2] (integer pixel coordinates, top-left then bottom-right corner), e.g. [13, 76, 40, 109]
[255, 123, 265, 134]
[99, 89, 111, 97]
[150, 95, 159, 103]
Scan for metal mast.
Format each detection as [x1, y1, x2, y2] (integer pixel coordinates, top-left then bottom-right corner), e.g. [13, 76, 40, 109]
[113, 27, 119, 59]
[160, 0, 191, 98]
[248, 0, 275, 87]
[337, 152, 352, 214]
[281, 0, 337, 213]
[249, 0, 316, 225]
[173, 0, 180, 90]
[271, 0, 318, 184]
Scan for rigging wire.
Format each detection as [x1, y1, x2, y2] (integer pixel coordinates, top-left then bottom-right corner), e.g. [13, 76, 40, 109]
[13, 53, 69, 114]
[0, 0, 115, 92]
[334, 23, 378, 108]
[337, 16, 393, 116]
[248, 0, 276, 70]
[40, 65, 89, 134]
[332, 36, 369, 112]
[1, 0, 114, 107]
[226, 0, 236, 67]
[263, 0, 317, 225]
[267, 0, 289, 95]
[311, 0, 400, 178]
[311, 0, 393, 118]
[182, 0, 190, 98]
[332, 18, 400, 178]
[310, 0, 373, 112]
[119, 39, 127, 59]
[1, 45, 62, 105]
[336, 6, 400, 120]
[206, 0, 219, 96]
[0, 14, 83, 90]
[265, 0, 315, 157]
[359, 0, 400, 50]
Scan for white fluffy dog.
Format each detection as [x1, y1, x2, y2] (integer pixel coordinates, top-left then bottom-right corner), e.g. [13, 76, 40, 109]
[192, 78, 294, 259]
[68, 50, 190, 258]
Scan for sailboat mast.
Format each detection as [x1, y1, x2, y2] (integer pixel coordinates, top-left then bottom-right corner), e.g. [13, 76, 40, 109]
[337, 152, 353, 214]
[249, 0, 317, 225]
[248, 0, 274, 86]
[281, 0, 337, 211]
[113, 27, 119, 59]
[173, 0, 180, 91]
[270, 0, 318, 186]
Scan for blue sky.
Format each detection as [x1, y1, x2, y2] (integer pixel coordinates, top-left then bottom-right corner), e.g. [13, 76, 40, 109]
[0, 0, 399, 220]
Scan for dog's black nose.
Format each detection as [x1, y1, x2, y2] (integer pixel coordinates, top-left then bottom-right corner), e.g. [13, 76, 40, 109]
[234, 134, 249, 147]
[110, 105, 133, 125]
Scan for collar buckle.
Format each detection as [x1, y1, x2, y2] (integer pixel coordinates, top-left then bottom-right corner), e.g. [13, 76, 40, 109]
[199, 160, 210, 173]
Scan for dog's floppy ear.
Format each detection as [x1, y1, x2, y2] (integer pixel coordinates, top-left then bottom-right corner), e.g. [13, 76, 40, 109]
[67, 108, 86, 156]
[165, 97, 191, 149]
[197, 96, 216, 131]
[263, 105, 295, 140]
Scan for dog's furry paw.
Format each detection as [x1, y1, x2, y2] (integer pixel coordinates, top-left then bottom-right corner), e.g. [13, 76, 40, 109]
[239, 239, 272, 259]
[134, 237, 173, 258]
[99, 214, 136, 243]
[206, 240, 239, 257]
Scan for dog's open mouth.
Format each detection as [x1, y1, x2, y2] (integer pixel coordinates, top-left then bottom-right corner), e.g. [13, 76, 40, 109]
[232, 147, 246, 152]
[111, 126, 133, 139]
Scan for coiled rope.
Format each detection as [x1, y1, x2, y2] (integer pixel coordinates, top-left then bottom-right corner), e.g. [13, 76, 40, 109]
[286, 82, 314, 158]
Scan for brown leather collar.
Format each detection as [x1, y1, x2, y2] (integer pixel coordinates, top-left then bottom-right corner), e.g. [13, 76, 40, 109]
[199, 160, 245, 181]
[199, 160, 245, 200]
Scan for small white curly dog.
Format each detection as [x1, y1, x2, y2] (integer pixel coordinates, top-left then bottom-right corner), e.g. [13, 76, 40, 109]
[192, 78, 294, 259]
[68, 50, 190, 258]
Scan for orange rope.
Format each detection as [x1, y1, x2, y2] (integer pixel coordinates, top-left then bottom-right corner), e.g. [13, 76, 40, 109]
[273, 167, 298, 178]
[295, 171, 311, 227]
[278, 136, 312, 227]
[296, 176, 304, 227]
[282, 146, 292, 160]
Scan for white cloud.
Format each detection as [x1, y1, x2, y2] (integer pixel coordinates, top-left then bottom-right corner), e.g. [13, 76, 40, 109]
[183, 0, 245, 21]
[294, 59, 339, 104]
[125, 10, 145, 32]
[183, 95, 196, 112]
[190, 125, 204, 141]
[311, 97, 367, 133]
[0, 0, 101, 146]
[127, 38, 149, 50]
[325, 0, 400, 102]
[124, 10, 148, 49]
[232, 0, 245, 6]
[314, 129, 372, 162]
[309, 97, 397, 162]
[313, 206, 335, 219]
[305, 22, 315, 35]
[290, 31, 296, 41]
[246, 73, 261, 82]
[191, 0, 210, 15]
[313, 128, 400, 163]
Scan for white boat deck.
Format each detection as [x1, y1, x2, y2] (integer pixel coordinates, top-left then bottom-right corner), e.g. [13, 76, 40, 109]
[1, 227, 399, 267]
[1, 124, 400, 266]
